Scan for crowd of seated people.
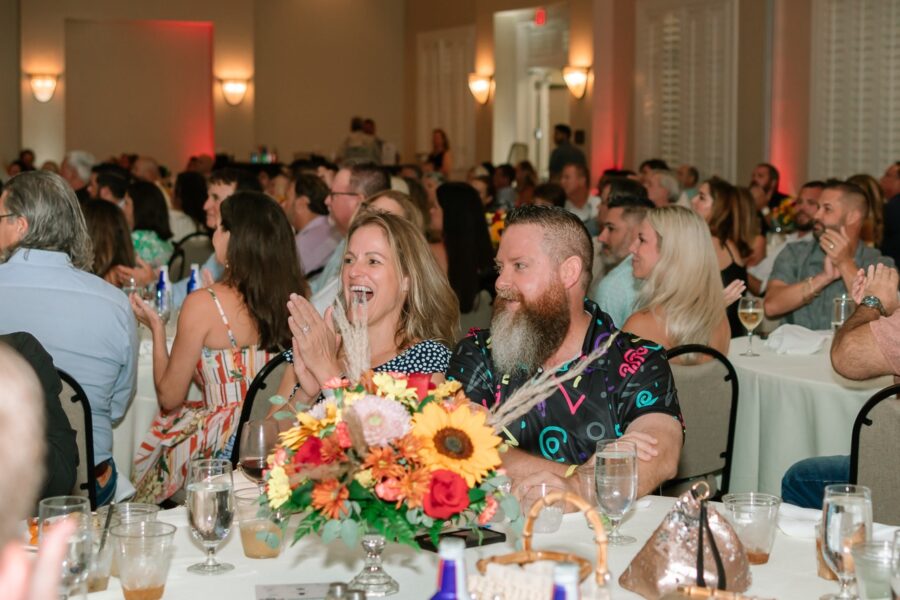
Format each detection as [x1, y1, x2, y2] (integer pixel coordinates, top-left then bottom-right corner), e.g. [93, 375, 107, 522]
[1, 140, 898, 523]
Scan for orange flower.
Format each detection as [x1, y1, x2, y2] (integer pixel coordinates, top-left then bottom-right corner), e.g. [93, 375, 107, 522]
[395, 434, 425, 467]
[398, 468, 432, 509]
[362, 447, 405, 480]
[311, 479, 349, 520]
[320, 434, 348, 464]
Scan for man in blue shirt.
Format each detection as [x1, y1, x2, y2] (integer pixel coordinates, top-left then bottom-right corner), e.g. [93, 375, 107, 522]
[0, 171, 138, 505]
[590, 195, 654, 327]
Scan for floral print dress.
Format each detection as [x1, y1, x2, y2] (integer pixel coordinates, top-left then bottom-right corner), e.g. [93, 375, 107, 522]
[131, 230, 174, 270]
[132, 288, 274, 503]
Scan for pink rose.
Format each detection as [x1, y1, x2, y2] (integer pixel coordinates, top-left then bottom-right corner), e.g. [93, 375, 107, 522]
[375, 477, 403, 502]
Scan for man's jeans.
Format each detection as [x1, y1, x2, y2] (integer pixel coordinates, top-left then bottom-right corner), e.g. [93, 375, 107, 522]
[780, 455, 850, 508]
[95, 459, 119, 507]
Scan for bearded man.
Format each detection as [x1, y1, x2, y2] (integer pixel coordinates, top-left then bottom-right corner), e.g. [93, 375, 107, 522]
[446, 205, 683, 498]
[765, 180, 895, 330]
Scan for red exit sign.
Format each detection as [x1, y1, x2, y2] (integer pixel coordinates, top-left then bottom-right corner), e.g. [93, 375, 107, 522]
[534, 7, 547, 26]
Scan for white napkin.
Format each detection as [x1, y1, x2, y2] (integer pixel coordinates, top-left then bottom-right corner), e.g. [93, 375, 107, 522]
[777, 502, 820, 539]
[765, 324, 831, 355]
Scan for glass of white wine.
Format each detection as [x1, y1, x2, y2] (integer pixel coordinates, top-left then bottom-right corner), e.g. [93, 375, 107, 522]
[186, 458, 235, 575]
[738, 297, 763, 357]
[594, 439, 638, 545]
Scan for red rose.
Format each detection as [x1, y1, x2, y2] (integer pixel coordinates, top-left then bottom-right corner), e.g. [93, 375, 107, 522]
[294, 437, 324, 466]
[423, 470, 470, 519]
[407, 372, 433, 402]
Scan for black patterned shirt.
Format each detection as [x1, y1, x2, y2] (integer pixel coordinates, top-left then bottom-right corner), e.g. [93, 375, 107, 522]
[446, 300, 683, 465]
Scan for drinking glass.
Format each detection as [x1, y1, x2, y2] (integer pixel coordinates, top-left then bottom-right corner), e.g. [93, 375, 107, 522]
[738, 297, 763, 357]
[155, 286, 172, 325]
[186, 458, 235, 574]
[520, 483, 565, 533]
[111, 521, 176, 600]
[234, 487, 284, 559]
[39, 496, 92, 599]
[833, 295, 856, 331]
[890, 531, 900, 600]
[594, 439, 638, 545]
[821, 484, 872, 600]
[121, 276, 138, 297]
[239, 420, 279, 491]
[850, 541, 892, 599]
[721, 493, 781, 564]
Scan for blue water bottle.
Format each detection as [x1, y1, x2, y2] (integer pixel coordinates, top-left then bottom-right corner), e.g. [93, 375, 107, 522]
[156, 265, 171, 323]
[431, 537, 470, 600]
[552, 562, 580, 599]
[186, 263, 201, 294]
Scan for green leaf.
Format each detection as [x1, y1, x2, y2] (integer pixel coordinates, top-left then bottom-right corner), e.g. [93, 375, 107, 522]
[322, 519, 342, 543]
[500, 495, 520, 521]
[268, 395, 287, 406]
[340, 519, 361, 547]
[420, 515, 434, 528]
[273, 411, 294, 421]
[468, 488, 486, 503]
[405, 509, 421, 525]
[348, 479, 374, 501]
[291, 481, 314, 507]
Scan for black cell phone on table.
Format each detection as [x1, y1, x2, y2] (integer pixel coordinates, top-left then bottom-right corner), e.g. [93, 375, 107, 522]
[415, 528, 507, 552]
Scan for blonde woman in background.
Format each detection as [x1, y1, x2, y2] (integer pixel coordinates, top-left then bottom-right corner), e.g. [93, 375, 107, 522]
[622, 205, 730, 360]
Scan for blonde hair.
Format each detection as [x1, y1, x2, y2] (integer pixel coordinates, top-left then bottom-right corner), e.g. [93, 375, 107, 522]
[0, 343, 44, 541]
[635, 205, 725, 348]
[361, 190, 425, 232]
[347, 209, 459, 348]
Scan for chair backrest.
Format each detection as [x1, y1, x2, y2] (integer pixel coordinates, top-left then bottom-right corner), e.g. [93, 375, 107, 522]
[230, 352, 289, 467]
[168, 232, 213, 281]
[850, 383, 900, 525]
[663, 344, 739, 498]
[57, 370, 98, 510]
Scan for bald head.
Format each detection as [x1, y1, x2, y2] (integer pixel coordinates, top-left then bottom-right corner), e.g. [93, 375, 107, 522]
[131, 156, 161, 183]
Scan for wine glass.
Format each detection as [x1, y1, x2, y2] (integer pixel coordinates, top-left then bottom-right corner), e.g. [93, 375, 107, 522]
[738, 297, 763, 357]
[891, 530, 900, 600]
[38, 496, 92, 599]
[594, 439, 638, 545]
[239, 420, 279, 492]
[186, 458, 235, 574]
[155, 286, 172, 325]
[820, 484, 872, 600]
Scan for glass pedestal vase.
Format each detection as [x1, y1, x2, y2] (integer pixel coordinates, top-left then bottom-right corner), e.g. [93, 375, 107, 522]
[349, 533, 399, 597]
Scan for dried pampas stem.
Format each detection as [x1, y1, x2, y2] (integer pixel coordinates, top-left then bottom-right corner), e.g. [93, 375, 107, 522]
[488, 331, 620, 430]
[331, 296, 370, 384]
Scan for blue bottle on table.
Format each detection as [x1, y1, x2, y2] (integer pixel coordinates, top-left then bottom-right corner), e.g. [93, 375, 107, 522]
[552, 562, 581, 599]
[431, 537, 471, 600]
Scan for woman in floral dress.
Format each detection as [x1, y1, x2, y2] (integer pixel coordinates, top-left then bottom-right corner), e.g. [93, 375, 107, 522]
[130, 192, 307, 503]
[122, 180, 174, 269]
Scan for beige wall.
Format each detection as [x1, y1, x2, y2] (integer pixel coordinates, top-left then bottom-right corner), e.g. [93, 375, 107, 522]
[65, 20, 214, 171]
[255, 0, 406, 162]
[19, 0, 254, 166]
[735, 0, 770, 185]
[0, 0, 19, 167]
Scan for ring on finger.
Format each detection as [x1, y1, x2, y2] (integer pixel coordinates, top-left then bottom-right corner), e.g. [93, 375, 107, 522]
[829, 243, 835, 249]
[301, 323, 311, 334]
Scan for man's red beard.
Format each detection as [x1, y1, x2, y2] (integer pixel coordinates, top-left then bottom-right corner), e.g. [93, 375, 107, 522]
[490, 281, 571, 376]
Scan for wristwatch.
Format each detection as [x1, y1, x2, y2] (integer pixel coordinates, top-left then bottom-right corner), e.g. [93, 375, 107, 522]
[861, 295, 887, 317]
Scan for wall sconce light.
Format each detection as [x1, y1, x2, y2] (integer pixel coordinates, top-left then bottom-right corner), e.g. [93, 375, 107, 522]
[219, 79, 249, 106]
[562, 66, 590, 99]
[29, 74, 59, 103]
[468, 73, 494, 105]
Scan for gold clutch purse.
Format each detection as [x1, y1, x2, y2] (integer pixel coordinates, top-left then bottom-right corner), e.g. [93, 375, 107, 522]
[619, 482, 752, 599]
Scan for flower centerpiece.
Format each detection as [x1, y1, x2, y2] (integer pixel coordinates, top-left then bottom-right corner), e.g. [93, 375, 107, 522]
[264, 372, 520, 554]
[770, 196, 796, 233]
[485, 210, 506, 249]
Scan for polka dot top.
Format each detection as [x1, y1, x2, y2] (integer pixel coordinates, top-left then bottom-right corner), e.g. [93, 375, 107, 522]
[283, 339, 450, 375]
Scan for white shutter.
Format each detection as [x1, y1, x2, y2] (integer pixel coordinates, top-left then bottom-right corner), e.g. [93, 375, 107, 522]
[416, 26, 476, 179]
[634, 0, 738, 180]
[809, 0, 900, 180]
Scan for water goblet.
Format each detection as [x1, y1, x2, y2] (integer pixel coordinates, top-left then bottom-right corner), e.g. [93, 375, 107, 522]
[820, 484, 872, 600]
[39, 496, 92, 600]
[738, 296, 763, 356]
[186, 458, 235, 574]
[890, 530, 900, 600]
[594, 439, 638, 545]
[832, 294, 856, 331]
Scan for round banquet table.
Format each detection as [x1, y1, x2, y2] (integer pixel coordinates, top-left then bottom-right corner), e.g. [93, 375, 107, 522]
[87, 492, 866, 600]
[727, 335, 893, 496]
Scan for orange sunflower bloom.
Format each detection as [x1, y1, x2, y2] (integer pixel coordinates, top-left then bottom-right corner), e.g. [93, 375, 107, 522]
[362, 447, 405, 480]
[311, 479, 349, 520]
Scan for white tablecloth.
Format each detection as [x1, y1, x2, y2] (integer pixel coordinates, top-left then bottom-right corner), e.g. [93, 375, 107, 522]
[88, 493, 852, 599]
[728, 335, 893, 495]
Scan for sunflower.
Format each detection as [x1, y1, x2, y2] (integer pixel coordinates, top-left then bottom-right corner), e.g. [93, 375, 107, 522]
[278, 403, 338, 451]
[412, 402, 502, 486]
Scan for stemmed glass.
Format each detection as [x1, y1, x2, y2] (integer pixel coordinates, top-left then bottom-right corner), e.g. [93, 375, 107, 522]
[594, 439, 638, 545]
[38, 496, 92, 599]
[738, 297, 763, 357]
[186, 458, 235, 574]
[239, 420, 279, 492]
[820, 484, 872, 600]
[891, 530, 900, 600]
